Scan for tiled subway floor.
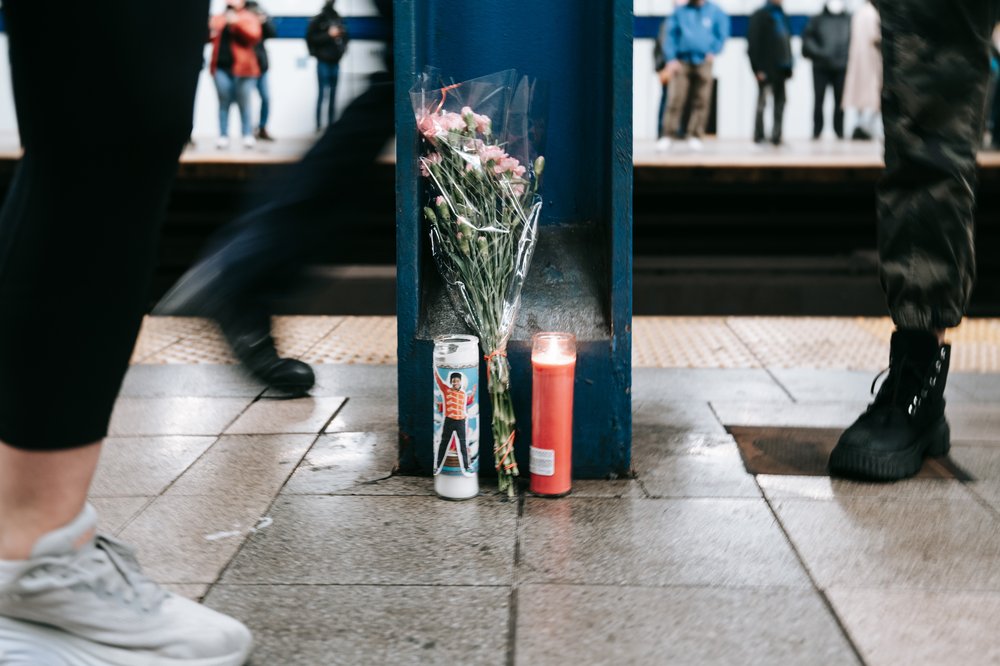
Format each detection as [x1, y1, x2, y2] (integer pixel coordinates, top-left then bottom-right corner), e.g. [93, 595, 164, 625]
[93, 317, 1000, 665]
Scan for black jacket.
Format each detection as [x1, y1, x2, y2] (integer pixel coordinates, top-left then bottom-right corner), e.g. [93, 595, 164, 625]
[254, 15, 276, 73]
[307, 7, 349, 64]
[747, 4, 793, 77]
[802, 8, 851, 70]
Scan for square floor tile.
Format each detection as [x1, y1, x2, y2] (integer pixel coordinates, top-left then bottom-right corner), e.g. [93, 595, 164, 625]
[119, 494, 276, 584]
[771, 498, 1000, 589]
[324, 397, 398, 433]
[516, 585, 859, 666]
[282, 432, 399, 495]
[757, 475, 977, 501]
[949, 445, 1000, 510]
[631, 368, 791, 402]
[947, 372, 1000, 403]
[206, 585, 509, 666]
[119, 365, 264, 398]
[91, 436, 215, 497]
[769, 369, 882, 403]
[827, 588, 1000, 666]
[712, 401, 867, 429]
[519, 498, 809, 587]
[109, 398, 253, 436]
[632, 400, 726, 434]
[90, 497, 151, 535]
[565, 480, 647, 498]
[271, 364, 397, 398]
[225, 397, 346, 435]
[167, 434, 315, 498]
[221, 495, 517, 586]
[632, 430, 761, 498]
[949, 404, 1000, 442]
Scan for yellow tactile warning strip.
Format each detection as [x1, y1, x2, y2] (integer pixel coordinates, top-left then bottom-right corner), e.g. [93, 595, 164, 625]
[630, 317, 760, 368]
[131, 316, 1000, 371]
[272, 316, 344, 359]
[301, 316, 397, 365]
[129, 317, 214, 364]
[723, 317, 890, 371]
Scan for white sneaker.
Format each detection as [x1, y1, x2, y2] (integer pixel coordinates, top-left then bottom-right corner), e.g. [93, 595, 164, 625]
[215, 137, 230, 150]
[687, 137, 704, 151]
[0, 505, 252, 666]
[655, 137, 672, 152]
[242, 136, 256, 149]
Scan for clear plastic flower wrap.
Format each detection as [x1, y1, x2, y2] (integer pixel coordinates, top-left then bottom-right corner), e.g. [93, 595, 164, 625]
[411, 69, 546, 496]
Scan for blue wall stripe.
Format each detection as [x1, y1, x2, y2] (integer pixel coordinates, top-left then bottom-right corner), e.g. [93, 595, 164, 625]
[0, 15, 812, 40]
[634, 14, 811, 39]
[271, 15, 389, 40]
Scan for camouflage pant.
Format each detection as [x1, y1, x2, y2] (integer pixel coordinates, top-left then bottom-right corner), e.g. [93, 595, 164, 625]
[878, 0, 1000, 329]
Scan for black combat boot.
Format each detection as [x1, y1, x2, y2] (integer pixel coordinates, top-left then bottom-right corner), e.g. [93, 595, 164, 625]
[829, 330, 951, 481]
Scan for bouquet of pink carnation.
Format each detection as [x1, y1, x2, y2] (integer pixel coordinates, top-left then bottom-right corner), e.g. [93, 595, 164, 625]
[412, 70, 545, 497]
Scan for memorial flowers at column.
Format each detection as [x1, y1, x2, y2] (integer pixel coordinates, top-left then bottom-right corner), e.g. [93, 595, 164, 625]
[412, 70, 546, 497]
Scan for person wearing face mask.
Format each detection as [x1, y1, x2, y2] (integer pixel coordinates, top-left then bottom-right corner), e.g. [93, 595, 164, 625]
[803, 0, 851, 139]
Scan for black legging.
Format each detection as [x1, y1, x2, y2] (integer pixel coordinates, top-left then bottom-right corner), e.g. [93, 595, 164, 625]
[0, 1, 207, 450]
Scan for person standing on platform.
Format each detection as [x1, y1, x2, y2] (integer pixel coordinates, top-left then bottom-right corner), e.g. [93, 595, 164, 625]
[0, 1, 253, 663]
[307, 1, 349, 133]
[842, 0, 882, 140]
[802, 0, 851, 140]
[209, 0, 262, 149]
[748, 0, 793, 146]
[830, 0, 1000, 481]
[247, 1, 276, 142]
[155, 0, 395, 395]
[654, 0, 688, 141]
[656, 0, 730, 152]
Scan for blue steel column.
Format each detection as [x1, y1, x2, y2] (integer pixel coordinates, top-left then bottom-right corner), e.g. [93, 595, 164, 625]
[396, 1, 632, 479]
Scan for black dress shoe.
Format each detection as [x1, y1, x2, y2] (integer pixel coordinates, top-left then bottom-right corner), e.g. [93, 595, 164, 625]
[156, 260, 315, 396]
[222, 322, 315, 396]
[830, 330, 951, 481]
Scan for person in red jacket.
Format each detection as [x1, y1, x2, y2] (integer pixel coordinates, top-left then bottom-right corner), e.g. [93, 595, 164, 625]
[209, 0, 262, 149]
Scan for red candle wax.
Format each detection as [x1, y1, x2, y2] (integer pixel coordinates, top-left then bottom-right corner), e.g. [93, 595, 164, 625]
[530, 333, 576, 497]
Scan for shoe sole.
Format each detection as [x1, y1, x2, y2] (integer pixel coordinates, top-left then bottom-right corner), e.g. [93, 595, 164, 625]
[0, 617, 251, 666]
[829, 417, 950, 481]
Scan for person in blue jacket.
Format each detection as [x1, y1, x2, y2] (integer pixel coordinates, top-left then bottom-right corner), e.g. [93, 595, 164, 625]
[657, 0, 730, 152]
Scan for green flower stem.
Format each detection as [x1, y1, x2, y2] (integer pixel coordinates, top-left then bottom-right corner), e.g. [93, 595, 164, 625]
[488, 354, 519, 498]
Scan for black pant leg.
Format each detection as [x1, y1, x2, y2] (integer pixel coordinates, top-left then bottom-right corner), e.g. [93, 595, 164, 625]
[813, 66, 830, 137]
[877, 0, 997, 329]
[832, 68, 847, 138]
[0, 1, 207, 449]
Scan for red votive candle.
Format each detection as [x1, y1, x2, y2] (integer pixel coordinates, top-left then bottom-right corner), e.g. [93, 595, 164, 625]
[530, 332, 577, 497]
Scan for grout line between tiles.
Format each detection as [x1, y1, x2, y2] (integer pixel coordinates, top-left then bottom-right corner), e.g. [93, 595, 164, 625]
[200, 431, 327, 600]
[754, 475, 869, 666]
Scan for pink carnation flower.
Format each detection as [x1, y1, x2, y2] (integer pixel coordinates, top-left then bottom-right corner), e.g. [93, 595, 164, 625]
[419, 152, 443, 177]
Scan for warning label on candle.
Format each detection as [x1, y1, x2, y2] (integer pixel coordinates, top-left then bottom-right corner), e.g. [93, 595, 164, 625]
[530, 446, 555, 476]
